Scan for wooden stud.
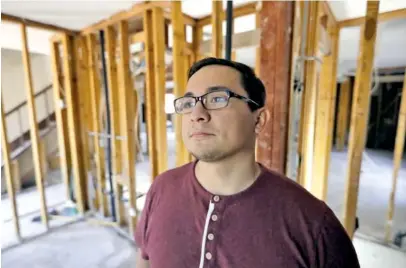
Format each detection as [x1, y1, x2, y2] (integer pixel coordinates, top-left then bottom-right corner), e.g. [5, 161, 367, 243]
[152, 7, 168, 173]
[256, 1, 294, 174]
[193, 25, 203, 61]
[171, 1, 189, 167]
[50, 40, 72, 201]
[61, 33, 88, 214]
[1, 97, 21, 240]
[385, 70, 406, 242]
[297, 1, 322, 188]
[339, 8, 406, 28]
[87, 34, 109, 216]
[74, 36, 95, 210]
[117, 20, 137, 236]
[342, 0, 380, 238]
[20, 24, 49, 228]
[211, 0, 223, 58]
[336, 78, 351, 151]
[143, 10, 160, 179]
[255, 12, 260, 76]
[105, 26, 126, 225]
[130, 31, 145, 44]
[11, 160, 21, 193]
[2, 13, 77, 34]
[311, 26, 340, 200]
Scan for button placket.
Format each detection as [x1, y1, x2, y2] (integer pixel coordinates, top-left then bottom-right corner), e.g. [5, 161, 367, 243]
[204, 195, 222, 266]
[205, 252, 212, 260]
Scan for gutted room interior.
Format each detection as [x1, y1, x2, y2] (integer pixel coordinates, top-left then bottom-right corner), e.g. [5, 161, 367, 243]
[1, 0, 406, 267]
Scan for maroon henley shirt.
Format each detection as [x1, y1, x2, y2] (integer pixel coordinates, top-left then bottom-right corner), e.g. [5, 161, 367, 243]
[135, 161, 360, 268]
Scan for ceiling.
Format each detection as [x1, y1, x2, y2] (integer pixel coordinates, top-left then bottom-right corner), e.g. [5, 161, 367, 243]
[1, 0, 406, 76]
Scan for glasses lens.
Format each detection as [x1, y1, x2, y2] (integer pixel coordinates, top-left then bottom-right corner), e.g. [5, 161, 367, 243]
[175, 97, 195, 114]
[204, 91, 229, 110]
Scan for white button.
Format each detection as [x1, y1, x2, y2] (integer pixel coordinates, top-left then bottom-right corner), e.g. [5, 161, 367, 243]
[208, 233, 214, 240]
[211, 214, 218, 221]
[213, 195, 220, 202]
[206, 252, 212, 260]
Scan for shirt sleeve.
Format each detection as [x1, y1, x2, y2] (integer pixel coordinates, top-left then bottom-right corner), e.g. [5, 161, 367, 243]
[134, 185, 155, 261]
[315, 206, 360, 268]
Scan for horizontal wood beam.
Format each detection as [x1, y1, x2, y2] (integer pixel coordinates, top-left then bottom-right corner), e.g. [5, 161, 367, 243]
[81, 2, 196, 35]
[163, 11, 196, 26]
[2, 13, 77, 34]
[147, 0, 197, 25]
[338, 8, 406, 28]
[197, 2, 257, 27]
[321, 1, 337, 28]
[81, 2, 152, 35]
[200, 29, 259, 54]
[130, 31, 145, 44]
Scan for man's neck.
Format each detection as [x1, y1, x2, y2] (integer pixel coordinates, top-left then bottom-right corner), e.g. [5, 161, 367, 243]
[195, 152, 261, 196]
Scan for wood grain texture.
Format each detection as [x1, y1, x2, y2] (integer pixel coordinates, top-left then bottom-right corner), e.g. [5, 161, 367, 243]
[343, 0, 380, 238]
[21, 24, 49, 227]
[256, 1, 294, 174]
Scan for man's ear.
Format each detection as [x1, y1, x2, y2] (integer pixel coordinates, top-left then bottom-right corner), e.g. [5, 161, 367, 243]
[254, 107, 268, 134]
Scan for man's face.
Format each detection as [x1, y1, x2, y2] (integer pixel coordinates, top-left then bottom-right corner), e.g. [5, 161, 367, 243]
[181, 65, 260, 162]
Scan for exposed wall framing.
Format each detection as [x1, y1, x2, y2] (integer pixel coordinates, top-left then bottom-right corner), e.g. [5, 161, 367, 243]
[21, 23, 49, 228]
[342, 0, 380, 238]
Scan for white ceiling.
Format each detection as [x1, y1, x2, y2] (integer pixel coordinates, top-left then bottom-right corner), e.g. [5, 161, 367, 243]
[1, 0, 406, 76]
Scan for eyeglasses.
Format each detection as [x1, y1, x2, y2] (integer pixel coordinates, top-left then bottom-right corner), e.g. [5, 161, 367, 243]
[173, 88, 260, 114]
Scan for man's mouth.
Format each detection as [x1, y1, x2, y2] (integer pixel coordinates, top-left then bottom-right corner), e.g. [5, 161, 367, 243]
[190, 132, 214, 138]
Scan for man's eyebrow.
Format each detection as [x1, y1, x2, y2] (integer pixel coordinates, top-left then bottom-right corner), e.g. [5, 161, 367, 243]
[183, 86, 227, 97]
[207, 86, 226, 92]
[184, 92, 194, 97]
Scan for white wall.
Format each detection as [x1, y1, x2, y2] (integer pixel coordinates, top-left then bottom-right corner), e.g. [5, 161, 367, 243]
[0, 22, 53, 55]
[1, 48, 57, 193]
[1, 48, 54, 143]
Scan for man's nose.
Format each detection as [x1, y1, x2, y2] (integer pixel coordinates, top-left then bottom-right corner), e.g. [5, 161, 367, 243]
[190, 101, 210, 122]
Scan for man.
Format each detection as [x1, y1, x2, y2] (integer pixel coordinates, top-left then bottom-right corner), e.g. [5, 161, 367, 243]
[135, 58, 360, 268]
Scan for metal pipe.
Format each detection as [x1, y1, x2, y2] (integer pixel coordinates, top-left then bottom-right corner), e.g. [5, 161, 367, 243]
[99, 30, 116, 222]
[225, 0, 233, 60]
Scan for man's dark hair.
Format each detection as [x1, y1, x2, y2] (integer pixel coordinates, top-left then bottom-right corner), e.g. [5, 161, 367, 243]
[187, 57, 266, 111]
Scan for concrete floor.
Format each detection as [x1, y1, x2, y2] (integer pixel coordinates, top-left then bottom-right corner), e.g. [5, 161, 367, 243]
[2, 130, 405, 266]
[2, 220, 405, 268]
[1, 221, 137, 268]
[327, 148, 406, 242]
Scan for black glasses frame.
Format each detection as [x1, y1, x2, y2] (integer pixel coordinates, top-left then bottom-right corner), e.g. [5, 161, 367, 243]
[173, 88, 260, 114]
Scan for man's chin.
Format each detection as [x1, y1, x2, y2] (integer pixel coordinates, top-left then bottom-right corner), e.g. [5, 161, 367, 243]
[191, 150, 227, 163]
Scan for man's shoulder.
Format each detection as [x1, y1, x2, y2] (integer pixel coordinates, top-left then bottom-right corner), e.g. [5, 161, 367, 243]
[260, 167, 328, 215]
